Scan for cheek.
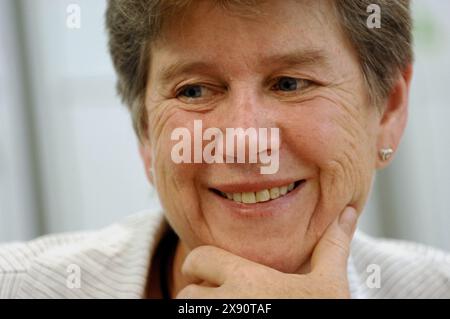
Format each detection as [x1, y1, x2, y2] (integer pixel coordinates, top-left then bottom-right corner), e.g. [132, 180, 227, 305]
[148, 103, 195, 183]
[280, 98, 377, 228]
[147, 103, 217, 248]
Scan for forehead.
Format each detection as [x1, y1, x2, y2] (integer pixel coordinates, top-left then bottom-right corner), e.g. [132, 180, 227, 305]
[150, 0, 353, 78]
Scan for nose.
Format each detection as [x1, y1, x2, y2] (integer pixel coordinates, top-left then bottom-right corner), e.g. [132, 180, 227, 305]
[217, 83, 278, 162]
[227, 84, 265, 127]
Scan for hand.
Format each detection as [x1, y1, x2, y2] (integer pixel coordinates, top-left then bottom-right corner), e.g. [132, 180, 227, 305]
[176, 206, 358, 299]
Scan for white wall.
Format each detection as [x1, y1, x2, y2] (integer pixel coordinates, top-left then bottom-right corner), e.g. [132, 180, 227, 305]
[0, 0, 40, 241]
[3, 0, 160, 237]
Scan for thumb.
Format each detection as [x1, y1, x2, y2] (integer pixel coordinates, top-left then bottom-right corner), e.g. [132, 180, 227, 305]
[310, 206, 358, 275]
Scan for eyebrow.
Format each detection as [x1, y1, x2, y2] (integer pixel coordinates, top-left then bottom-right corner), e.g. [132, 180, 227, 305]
[157, 49, 330, 86]
[260, 49, 330, 70]
[158, 61, 215, 86]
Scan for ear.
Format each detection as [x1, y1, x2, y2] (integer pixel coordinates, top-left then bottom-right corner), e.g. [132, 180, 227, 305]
[376, 64, 413, 169]
[139, 139, 154, 185]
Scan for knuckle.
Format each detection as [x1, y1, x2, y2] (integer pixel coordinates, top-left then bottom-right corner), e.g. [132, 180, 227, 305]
[232, 263, 271, 287]
[310, 273, 350, 298]
[186, 245, 214, 264]
[176, 284, 198, 299]
[230, 260, 254, 277]
[191, 245, 212, 258]
[322, 236, 350, 255]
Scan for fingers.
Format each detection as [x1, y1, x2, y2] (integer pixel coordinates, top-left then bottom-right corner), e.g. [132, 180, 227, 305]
[338, 206, 358, 238]
[181, 245, 253, 286]
[176, 283, 219, 299]
[310, 206, 358, 275]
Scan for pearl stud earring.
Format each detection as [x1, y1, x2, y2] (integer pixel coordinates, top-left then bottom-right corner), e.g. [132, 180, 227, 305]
[379, 148, 394, 161]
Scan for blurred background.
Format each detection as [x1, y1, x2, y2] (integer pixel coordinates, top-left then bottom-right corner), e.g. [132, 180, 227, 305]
[0, 0, 449, 251]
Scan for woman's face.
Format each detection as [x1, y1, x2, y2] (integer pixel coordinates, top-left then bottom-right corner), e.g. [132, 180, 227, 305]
[142, 0, 384, 273]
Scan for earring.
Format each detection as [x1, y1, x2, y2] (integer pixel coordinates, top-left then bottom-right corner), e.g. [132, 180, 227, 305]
[379, 147, 394, 161]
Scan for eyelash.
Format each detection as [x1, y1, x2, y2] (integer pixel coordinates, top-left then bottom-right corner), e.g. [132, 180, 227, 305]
[270, 77, 314, 93]
[175, 77, 315, 102]
[175, 84, 219, 102]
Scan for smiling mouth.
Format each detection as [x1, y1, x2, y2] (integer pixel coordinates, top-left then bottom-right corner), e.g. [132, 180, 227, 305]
[211, 180, 306, 204]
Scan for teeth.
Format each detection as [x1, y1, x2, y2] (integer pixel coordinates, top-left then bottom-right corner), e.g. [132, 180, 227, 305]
[269, 187, 280, 199]
[242, 192, 256, 204]
[232, 192, 242, 203]
[255, 189, 270, 202]
[222, 182, 298, 204]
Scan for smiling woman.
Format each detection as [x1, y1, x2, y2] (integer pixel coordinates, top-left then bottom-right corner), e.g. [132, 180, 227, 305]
[0, 0, 449, 299]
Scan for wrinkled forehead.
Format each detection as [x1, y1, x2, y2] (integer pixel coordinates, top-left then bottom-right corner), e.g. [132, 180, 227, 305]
[148, 0, 354, 83]
[155, 0, 343, 50]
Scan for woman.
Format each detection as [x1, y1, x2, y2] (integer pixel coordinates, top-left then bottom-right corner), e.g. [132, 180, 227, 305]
[1, 0, 449, 299]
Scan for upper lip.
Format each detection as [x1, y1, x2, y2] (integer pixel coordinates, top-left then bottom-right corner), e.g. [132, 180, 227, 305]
[210, 179, 305, 193]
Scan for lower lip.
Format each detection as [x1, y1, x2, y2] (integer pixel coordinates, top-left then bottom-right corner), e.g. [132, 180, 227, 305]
[210, 180, 307, 218]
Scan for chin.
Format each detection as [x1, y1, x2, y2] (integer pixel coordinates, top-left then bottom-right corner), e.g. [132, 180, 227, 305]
[214, 236, 312, 274]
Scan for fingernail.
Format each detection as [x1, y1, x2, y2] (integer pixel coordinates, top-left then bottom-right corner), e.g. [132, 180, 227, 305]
[339, 207, 358, 236]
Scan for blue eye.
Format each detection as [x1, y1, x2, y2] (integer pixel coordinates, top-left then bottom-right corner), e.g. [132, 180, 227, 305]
[275, 77, 299, 91]
[272, 77, 313, 93]
[178, 85, 203, 99]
